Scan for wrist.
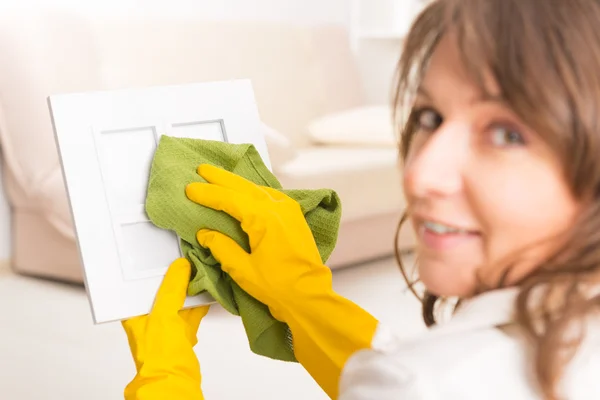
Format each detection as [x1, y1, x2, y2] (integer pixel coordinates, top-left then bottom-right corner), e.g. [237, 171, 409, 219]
[281, 289, 379, 400]
[125, 372, 203, 399]
[280, 285, 378, 335]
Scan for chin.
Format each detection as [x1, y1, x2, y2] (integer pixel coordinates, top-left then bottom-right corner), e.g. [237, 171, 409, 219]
[418, 263, 476, 298]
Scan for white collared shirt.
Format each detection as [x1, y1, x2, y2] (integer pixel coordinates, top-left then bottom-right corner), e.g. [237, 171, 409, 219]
[339, 288, 600, 399]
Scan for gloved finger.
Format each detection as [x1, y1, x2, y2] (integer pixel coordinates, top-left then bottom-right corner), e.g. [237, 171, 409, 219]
[186, 182, 259, 228]
[152, 257, 192, 315]
[260, 185, 293, 202]
[196, 164, 271, 201]
[196, 229, 253, 283]
[180, 306, 210, 344]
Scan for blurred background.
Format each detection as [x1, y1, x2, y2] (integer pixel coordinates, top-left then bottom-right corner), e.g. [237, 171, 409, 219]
[0, 1, 427, 398]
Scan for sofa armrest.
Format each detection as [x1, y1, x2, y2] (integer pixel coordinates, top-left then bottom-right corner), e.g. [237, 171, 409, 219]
[261, 122, 299, 172]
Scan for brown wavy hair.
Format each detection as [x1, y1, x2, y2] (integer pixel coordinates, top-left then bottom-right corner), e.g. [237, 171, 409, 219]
[392, 0, 600, 399]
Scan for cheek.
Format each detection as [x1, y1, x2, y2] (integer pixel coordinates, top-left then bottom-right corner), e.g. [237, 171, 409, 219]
[470, 165, 579, 277]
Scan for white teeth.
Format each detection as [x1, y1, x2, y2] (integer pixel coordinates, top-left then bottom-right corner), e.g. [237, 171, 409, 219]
[423, 221, 466, 234]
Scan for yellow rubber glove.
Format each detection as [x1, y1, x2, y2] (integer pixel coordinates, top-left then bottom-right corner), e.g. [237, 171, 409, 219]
[185, 164, 379, 399]
[122, 258, 209, 400]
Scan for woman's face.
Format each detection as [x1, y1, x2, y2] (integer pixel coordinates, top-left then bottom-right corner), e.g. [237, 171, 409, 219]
[403, 34, 581, 297]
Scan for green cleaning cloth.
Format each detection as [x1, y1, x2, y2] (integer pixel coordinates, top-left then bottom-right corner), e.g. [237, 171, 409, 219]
[145, 135, 342, 363]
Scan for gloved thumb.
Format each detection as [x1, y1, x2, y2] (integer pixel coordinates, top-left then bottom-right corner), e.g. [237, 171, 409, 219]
[196, 229, 251, 282]
[153, 258, 192, 315]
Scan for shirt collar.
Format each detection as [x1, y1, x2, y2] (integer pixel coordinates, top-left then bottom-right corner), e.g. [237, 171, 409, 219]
[426, 287, 520, 337]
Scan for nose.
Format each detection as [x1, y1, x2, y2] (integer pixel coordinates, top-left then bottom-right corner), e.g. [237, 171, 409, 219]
[403, 121, 467, 199]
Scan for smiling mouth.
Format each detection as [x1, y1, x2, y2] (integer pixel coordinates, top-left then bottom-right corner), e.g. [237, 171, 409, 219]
[422, 220, 476, 235]
[417, 219, 481, 251]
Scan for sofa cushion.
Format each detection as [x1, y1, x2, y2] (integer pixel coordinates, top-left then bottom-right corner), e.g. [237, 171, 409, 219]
[276, 147, 404, 222]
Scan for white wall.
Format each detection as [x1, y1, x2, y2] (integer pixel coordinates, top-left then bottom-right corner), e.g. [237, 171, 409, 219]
[4, 0, 352, 25]
[356, 41, 405, 105]
[139, 0, 352, 25]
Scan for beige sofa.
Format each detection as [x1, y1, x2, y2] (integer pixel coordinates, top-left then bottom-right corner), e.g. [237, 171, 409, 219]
[0, 8, 413, 283]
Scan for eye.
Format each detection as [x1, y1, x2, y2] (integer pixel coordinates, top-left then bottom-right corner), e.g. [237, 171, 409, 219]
[414, 108, 443, 132]
[489, 124, 526, 146]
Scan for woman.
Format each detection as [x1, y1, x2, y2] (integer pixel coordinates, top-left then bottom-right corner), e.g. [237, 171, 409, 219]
[121, 0, 600, 398]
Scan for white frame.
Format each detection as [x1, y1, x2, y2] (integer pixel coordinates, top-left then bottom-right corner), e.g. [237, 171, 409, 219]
[49, 79, 271, 324]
